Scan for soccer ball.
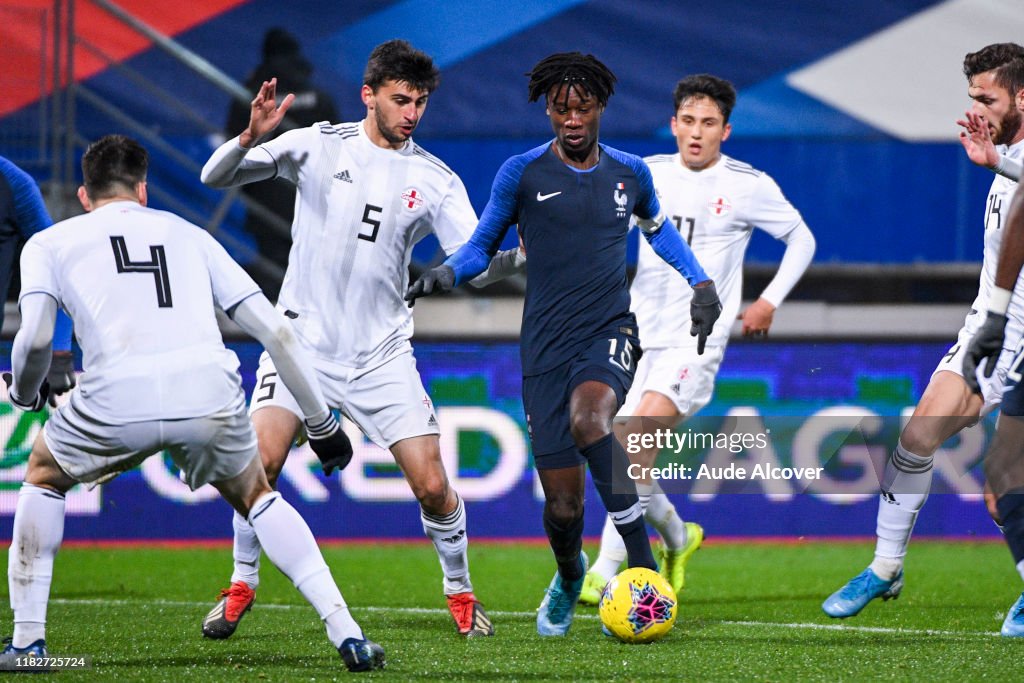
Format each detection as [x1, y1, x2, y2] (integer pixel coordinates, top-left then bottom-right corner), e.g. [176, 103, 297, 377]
[598, 567, 677, 643]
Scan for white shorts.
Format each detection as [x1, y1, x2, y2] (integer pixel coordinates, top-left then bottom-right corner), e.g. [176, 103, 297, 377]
[617, 345, 725, 418]
[44, 392, 256, 490]
[250, 350, 440, 449]
[933, 324, 1011, 417]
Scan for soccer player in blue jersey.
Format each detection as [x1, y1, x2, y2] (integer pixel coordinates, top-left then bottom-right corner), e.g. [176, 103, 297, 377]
[1, 156, 75, 398]
[964, 182, 1024, 637]
[406, 52, 721, 636]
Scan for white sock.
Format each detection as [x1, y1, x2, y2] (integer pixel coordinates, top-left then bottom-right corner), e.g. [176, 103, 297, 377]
[591, 515, 627, 582]
[1017, 559, 1024, 583]
[230, 511, 261, 589]
[9, 484, 66, 648]
[645, 481, 686, 550]
[247, 492, 362, 646]
[873, 442, 933, 574]
[636, 482, 653, 515]
[421, 493, 472, 594]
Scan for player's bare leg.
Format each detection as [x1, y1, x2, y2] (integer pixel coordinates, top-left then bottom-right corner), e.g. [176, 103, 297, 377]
[212, 456, 383, 671]
[585, 391, 700, 603]
[203, 406, 299, 639]
[2, 434, 76, 667]
[391, 434, 493, 636]
[823, 370, 983, 618]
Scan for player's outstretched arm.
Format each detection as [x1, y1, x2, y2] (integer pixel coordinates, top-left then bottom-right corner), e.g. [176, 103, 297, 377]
[201, 78, 296, 188]
[5, 292, 56, 411]
[468, 247, 526, 288]
[408, 156, 525, 303]
[964, 185, 1024, 392]
[958, 110, 1022, 181]
[230, 295, 353, 474]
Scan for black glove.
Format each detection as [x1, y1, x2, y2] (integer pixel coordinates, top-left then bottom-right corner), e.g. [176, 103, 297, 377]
[305, 413, 353, 475]
[963, 312, 1008, 395]
[405, 265, 455, 306]
[690, 281, 722, 355]
[2, 373, 51, 412]
[47, 351, 77, 407]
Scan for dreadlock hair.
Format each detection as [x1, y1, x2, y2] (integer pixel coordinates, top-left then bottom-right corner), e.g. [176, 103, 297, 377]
[363, 39, 440, 93]
[963, 43, 1024, 94]
[673, 74, 737, 123]
[526, 52, 616, 108]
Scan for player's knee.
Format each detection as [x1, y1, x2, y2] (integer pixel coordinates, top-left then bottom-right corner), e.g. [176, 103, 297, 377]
[894, 429, 940, 460]
[569, 411, 610, 448]
[544, 495, 583, 527]
[413, 475, 450, 513]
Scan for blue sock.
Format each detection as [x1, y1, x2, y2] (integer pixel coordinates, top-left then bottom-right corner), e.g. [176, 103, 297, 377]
[997, 493, 1024, 564]
[582, 434, 657, 570]
[543, 510, 585, 581]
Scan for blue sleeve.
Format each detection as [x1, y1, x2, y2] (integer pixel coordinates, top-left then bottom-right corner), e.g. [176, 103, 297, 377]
[0, 158, 72, 349]
[632, 157, 661, 220]
[52, 310, 73, 352]
[0, 157, 52, 237]
[445, 155, 525, 286]
[643, 217, 709, 286]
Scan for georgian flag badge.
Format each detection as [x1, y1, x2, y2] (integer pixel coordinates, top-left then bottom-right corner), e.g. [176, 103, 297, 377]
[707, 195, 732, 216]
[402, 187, 425, 211]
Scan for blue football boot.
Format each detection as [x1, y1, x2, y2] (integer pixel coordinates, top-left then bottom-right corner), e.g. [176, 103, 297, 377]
[537, 553, 589, 636]
[0, 637, 48, 671]
[822, 568, 903, 618]
[338, 637, 386, 672]
[1001, 591, 1024, 637]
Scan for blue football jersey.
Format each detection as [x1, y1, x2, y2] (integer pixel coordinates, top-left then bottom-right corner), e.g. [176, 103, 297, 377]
[454, 142, 661, 375]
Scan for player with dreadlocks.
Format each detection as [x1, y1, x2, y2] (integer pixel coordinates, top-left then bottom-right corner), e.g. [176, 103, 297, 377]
[407, 52, 722, 637]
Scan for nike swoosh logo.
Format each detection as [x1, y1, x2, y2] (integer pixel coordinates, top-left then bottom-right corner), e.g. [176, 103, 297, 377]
[536, 191, 562, 202]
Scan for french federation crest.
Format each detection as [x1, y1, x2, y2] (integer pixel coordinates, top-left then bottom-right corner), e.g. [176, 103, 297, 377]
[614, 182, 628, 217]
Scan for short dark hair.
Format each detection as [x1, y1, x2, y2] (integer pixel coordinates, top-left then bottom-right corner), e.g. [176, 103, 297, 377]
[81, 134, 148, 200]
[964, 43, 1024, 95]
[526, 52, 617, 107]
[363, 39, 440, 93]
[673, 74, 737, 123]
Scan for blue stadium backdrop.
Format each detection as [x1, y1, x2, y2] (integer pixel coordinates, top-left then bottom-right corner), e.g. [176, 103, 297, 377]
[0, 341, 998, 541]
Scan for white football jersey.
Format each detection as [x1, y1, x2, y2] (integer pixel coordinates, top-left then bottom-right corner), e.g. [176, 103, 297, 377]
[631, 153, 805, 350]
[968, 138, 1024, 338]
[18, 201, 259, 422]
[255, 121, 478, 368]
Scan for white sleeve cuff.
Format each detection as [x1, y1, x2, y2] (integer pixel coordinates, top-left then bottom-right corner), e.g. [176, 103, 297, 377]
[989, 286, 1013, 316]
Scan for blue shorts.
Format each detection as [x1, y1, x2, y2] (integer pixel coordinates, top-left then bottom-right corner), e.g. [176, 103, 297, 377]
[523, 328, 641, 469]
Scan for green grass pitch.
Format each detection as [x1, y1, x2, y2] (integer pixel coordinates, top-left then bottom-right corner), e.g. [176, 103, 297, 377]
[1, 539, 1021, 681]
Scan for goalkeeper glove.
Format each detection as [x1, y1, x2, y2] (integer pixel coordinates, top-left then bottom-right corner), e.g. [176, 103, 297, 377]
[405, 265, 455, 305]
[47, 351, 77, 406]
[690, 281, 722, 355]
[305, 412, 353, 475]
[2, 373, 51, 412]
[963, 312, 1008, 395]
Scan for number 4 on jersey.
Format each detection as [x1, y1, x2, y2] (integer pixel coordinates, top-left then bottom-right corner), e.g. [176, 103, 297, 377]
[110, 235, 173, 307]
